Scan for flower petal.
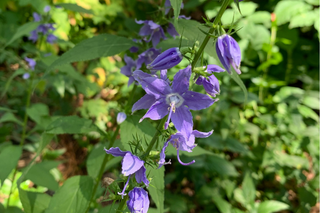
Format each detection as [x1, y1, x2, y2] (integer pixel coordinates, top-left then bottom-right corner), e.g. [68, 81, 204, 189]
[105, 147, 129, 157]
[171, 106, 193, 136]
[192, 130, 213, 138]
[182, 91, 215, 110]
[122, 152, 144, 176]
[158, 141, 171, 168]
[135, 166, 149, 186]
[172, 66, 191, 94]
[140, 100, 168, 122]
[132, 94, 156, 113]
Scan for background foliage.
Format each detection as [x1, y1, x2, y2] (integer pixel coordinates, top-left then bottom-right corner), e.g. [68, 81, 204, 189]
[0, 0, 319, 213]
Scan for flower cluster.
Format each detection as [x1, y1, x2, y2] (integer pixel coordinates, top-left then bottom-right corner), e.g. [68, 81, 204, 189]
[29, 6, 57, 44]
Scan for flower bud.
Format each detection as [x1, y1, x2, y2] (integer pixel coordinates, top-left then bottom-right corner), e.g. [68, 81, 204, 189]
[216, 34, 241, 74]
[147, 47, 183, 71]
[127, 187, 150, 213]
[117, 112, 127, 125]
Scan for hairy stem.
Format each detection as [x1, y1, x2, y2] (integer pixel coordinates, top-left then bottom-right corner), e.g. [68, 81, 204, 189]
[191, 0, 230, 69]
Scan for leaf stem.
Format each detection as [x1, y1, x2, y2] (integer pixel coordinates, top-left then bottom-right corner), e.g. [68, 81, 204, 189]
[191, 0, 230, 69]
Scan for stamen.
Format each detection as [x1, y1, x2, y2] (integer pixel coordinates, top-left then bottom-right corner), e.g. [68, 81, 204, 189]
[118, 175, 130, 199]
[164, 102, 175, 129]
[176, 149, 195, 166]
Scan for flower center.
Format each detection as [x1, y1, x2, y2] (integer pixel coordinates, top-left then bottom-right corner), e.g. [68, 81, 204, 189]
[164, 93, 184, 129]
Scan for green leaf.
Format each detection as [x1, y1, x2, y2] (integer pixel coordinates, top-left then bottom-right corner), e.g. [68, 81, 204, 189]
[0, 145, 22, 184]
[48, 34, 134, 70]
[205, 155, 238, 177]
[22, 161, 59, 191]
[297, 105, 319, 121]
[56, 3, 93, 14]
[212, 196, 232, 213]
[147, 166, 164, 213]
[169, 0, 182, 22]
[246, 11, 271, 28]
[231, 1, 258, 17]
[166, 144, 216, 157]
[289, 10, 316, 28]
[275, 1, 312, 25]
[27, 103, 49, 125]
[120, 115, 156, 151]
[257, 200, 290, 213]
[46, 116, 100, 135]
[5, 22, 40, 47]
[5, 206, 24, 213]
[0, 69, 25, 99]
[229, 69, 248, 103]
[45, 176, 94, 213]
[19, 0, 49, 13]
[302, 96, 320, 110]
[86, 143, 105, 178]
[173, 19, 206, 46]
[242, 173, 255, 204]
[0, 112, 23, 126]
[19, 189, 51, 213]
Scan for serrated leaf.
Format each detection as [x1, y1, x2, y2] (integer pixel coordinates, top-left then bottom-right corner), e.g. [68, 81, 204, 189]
[56, 3, 93, 14]
[27, 103, 49, 125]
[48, 34, 134, 70]
[45, 176, 94, 213]
[169, 0, 182, 21]
[0, 145, 22, 184]
[173, 19, 206, 46]
[275, 1, 312, 25]
[19, 190, 51, 213]
[257, 200, 290, 213]
[45, 116, 100, 134]
[147, 166, 164, 213]
[5, 22, 40, 47]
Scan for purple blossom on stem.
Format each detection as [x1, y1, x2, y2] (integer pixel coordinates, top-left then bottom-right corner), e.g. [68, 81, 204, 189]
[132, 65, 215, 135]
[216, 34, 242, 74]
[196, 65, 225, 97]
[25, 57, 36, 70]
[33, 12, 42, 22]
[137, 48, 161, 71]
[29, 30, 38, 43]
[121, 55, 140, 86]
[117, 112, 127, 124]
[37, 23, 55, 34]
[147, 47, 183, 71]
[158, 129, 213, 167]
[44, 6, 51, 13]
[105, 147, 149, 199]
[136, 20, 166, 47]
[167, 23, 179, 38]
[127, 187, 150, 213]
[46, 34, 57, 44]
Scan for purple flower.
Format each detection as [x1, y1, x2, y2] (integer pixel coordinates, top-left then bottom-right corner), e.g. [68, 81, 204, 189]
[132, 66, 215, 135]
[178, 15, 191, 20]
[23, 73, 30, 79]
[37, 23, 55, 34]
[130, 46, 139, 53]
[136, 20, 166, 47]
[46, 34, 57, 44]
[44, 6, 51, 13]
[167, 23, 179, 38]
[147, 47, 183, 71]
[121, 55, 140, 86]
[104, 147, 149, 198]
[25, 57, 36, 70]
[117, 112, 127, 124]
[127, 187, 150, 213]
[29, 30, 38, 43]
[196, 65, 225, 97]
[33, 12, 41, 22]
[216, 34, 241, 74]
[137, 48, 161, 71]
[159, 129, 213, 167]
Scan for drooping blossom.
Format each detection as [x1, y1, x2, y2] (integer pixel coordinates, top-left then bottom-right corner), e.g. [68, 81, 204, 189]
[127, 187, 150, 213]
[120, 55, 139, 86]
[104, 147, 149, 198]
[132, 66, 215, 135]
[117, 112, 127, 125]
[25, 57, 36, 70]
[216, 34, 241, 74]
[136, 20, 166, 47]
[195, 65, 225, 97]
[147, 47, 183, 71]
[158, 129, 213, 167]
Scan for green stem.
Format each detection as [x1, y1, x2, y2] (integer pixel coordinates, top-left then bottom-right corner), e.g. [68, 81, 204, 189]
[142, 117, 167, 159]
[191, 0, 230, 69]
[117, 196, 128, 212]
[126, 84, 137, 114]
[20, 78, 33, 146]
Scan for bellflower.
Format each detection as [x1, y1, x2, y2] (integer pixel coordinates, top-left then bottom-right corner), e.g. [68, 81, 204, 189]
[136, 20, 166, 47]
[216, 34, 242, 74]
[137, 48, 161, 71]
[132, 66, 215, 135]
[117, 112, 127, 125]
[25, 57, 36, 70]
[104, 147, 149, 198]
[33, 12, 41, 22]
[38, 23, 55, 34]
[147, 47, 183, 71]
[196, 65, 225, 97]
[127, 187, 150, 213]
[23, 73, 30, 80]
[167, 23, 179, 38]
[44, 6, 51, 13]
[46, 34, 57, 44]
[158, 129, 213, 167]
[121, 55, 140, 86]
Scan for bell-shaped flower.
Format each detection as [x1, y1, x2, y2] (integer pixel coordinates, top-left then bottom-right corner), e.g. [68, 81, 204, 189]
[121, 55, 140, 86]
[196, 65, 225, 97]
[136, 20, 166, 47]
[216, 34, 241, 74]
[147, 47, 183, 71]
[137, 48, 161, 71]
[104, 147, 149, 198]
[25, 57, 36, 70]
[132, 66, 215, 135]
[127, 187, 150, 213]
[33, 12, 42, 22]
[158, 129, 213, 167]
[44, 5, 51, 13]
